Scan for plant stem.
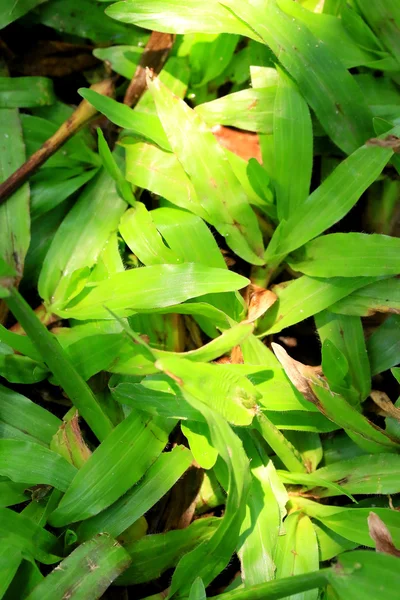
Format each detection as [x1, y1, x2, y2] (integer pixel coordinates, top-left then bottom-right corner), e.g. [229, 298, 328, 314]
[0, 78, 114, 205]
[5, 287, 113, 442]
[213, 568, 330, 600]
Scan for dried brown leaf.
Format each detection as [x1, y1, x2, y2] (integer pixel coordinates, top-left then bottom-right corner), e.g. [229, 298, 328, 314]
[271, 343, 322, 405]
[368, 512, 400, 557]
[370, 390, 400, 422]
[244, 284, 277, 324]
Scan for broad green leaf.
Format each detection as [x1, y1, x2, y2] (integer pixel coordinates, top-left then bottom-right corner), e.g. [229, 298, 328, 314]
[181, 421, 218, 469]
[238, 431, 288, 585]
[354, 1, 400, 65]
[275, 513, 319, 600]
[280, 0, 379, 69]
[31, 168, 98, 219]
[259, 275, 379, 335]
[265, 411, 338, 433]
[124, 139, 207, 218]
[328, 550, 400, 600]
[151, 207, 227, 269]
[0, 481, 29, 507]
[105, 0, 254, 37]
[293, 497, 400, 548]
[0, 508, 61, 564]
[330, 277, 400, 316]
[57, 263, 249, 320]
[266, 127, 400, 263]
[79, 89, 171, 151]
[0, 350, 48, 385]
[77, 445, 192, 541]
[189, 578, 207, 600]
[112, 378, 202, 420]
[155, 356, 259, 426]
[117, 518, 220, 585]
[49, 411, 173, 527]
[0, 0, 48, 29]
[196, 88, 276, 132]
[120, 204, 181, 266]
[222, 0, 373, 154]
[313, 521, 357, 561]
[312, 453, 400, 497]
[0, 546, 22, 599]
[93, 45, 143, 79]
[0, 384, 61, 446]
[0, 439, 76, 490]
[188, 33, 239, 86]
[289, 233, 400, 277]
[241, 335, 319, 413]
[167, 398, 250, 596]
[38, 0, 142, 44]
[316, 311, 371, 402]
[367, 314, 400, 375]
[273, 68, 312, 221]
[285, 431, 323, 472]
[4, 559, 44, 600]
[256, 413, 307, 473]
[0, 107, 30, 278]
[0, 77, 54, 108]
[26, 534, 131, 600]
[147, 75, 265, 265]
[38, 169, 126, 310]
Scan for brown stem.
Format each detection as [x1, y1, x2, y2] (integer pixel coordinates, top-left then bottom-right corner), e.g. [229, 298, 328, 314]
[0, 78, 115, 205]
[123, 31, 175, 107]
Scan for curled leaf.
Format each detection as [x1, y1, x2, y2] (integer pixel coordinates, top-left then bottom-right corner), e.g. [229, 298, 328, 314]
[244, 284, 277, 324]
[271, 343, 321, 405]
[368, 512, 400, 557]
[370, 391, 400, 422]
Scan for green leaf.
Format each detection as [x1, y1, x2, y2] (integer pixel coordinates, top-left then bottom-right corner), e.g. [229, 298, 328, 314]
[25, 534, 131, 600]
[0, 384, 61, 446]
[0, 107, 30, 278]
[147, 75, 265, 265]
[189, 33, 239, 87]
[0, 77, 54, 108]
[181, 421, 218, 468]
[189, 578, 207, 600]
[155, 356, 259, 426]
[79, 89, 171, 151]
[0, 508, 61, 564]
[0, 0, 48, 29]
[312, 453, 400, 496]
[316, 311, 371, 402]
[222, 0, 373, 154]
[273, 68, 313, 221]
[105, 0, 254, 37]
[289, 233, 400, 277]
[77, 445, 192, 541]
[195, 87, 276, 132]
[38, 0, 142, 44]
[0, 439, 76, 490]
[49, 411, 173, 527]
[259, 275, 379, 335]
[266, 127, 400, 263]
[354, 1, 400, 66]
[38, 168, 126, 310]
[57, 263, 249, 320]
[330, 277, 400, 316]
[238, 431, 288, 585]
[275, 513, 319, 600]
[367, 314, 400, 375]
[328, 550, 400, 600]
[117, 518, 220, 585]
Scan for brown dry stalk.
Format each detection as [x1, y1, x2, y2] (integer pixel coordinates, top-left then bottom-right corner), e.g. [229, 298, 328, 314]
[123, 31, 175, 107]
[0, 78, 114, 205]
